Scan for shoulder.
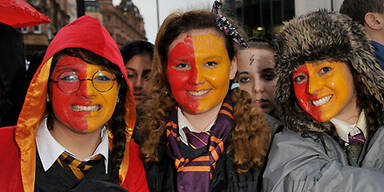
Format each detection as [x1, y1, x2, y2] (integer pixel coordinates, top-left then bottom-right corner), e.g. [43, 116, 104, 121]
[0, 126, 18, 150]
[0, 126, 22, 191]
[269, 128, 333, 159]
[264, 113, 283, 134]
[210, 149, 261, 191]
[122, 140, 149, 192]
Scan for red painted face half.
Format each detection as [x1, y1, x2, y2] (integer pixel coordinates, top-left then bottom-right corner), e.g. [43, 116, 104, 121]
[167, 29, 236, 114]
[49, 55, 119, 133]
[292, 61, 356, 122]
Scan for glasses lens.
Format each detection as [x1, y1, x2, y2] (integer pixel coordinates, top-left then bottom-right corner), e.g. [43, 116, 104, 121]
[93, 70, 116, 92]
[57, 71, 80, 94]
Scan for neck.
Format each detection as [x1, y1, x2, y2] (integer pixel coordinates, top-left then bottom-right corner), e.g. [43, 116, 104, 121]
[366, 29, 384, 45]
[334, 95, 361, 125]
[182, 101, 223, 132]
[50, 120, 102, 160]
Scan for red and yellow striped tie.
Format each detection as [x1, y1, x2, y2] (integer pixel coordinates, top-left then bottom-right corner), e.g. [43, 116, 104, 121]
[57, 152, 103, 180]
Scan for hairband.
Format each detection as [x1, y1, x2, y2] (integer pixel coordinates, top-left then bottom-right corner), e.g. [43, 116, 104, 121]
[212, 0, 248, 48]
[231, 83, 240, 90]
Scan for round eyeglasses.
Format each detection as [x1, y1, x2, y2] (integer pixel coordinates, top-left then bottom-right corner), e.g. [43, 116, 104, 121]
[50, 70, 117, 94]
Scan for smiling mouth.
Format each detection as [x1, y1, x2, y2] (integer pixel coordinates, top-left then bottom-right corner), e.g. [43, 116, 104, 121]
[187, 89, 210, 96]
[312, 95, 332, 106]
[72, 105, 101, 112]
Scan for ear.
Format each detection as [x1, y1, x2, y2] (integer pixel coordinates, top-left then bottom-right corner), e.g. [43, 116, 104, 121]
[365, 12, 384, 30]
[229, 56, 238, 80]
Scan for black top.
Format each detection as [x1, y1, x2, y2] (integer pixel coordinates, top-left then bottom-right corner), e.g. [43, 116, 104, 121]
[35, 151, 128, 192]
[143, 140, 261, 192]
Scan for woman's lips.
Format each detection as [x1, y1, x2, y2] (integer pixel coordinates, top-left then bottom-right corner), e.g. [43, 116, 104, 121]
[253, 99, 270, 108]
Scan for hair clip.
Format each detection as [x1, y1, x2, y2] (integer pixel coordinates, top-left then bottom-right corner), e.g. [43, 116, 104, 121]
[231, 83, 240, 90]
[212, 0, 248, 48]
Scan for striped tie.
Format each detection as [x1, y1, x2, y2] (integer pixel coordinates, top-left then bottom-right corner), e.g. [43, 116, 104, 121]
[346, 128, 365, 165]
[183, 127, 210, 149]
[57, 152, 103, 180]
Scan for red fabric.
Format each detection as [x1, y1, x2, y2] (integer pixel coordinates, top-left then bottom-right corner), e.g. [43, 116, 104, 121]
[41, 16, 128, 83]
[0, 127, 149, 192]
[0, 0, 50, 28]
[0, 16, 146, 191]
[121, 140, 149, 192]
[0, 126, 23, 192]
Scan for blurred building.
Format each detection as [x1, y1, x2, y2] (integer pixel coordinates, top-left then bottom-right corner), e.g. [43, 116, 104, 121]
[99, 0, 146, 47]
[22, 0, 71, 60]
[21, 0, 146, 61]
[223, 0, 343, 38]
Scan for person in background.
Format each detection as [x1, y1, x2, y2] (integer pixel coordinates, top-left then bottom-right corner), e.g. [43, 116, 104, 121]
[138, 3, 271, 191]
[236, 37, 282, 133]
[0, 22, 27, 127]
[263, 10, 384, 192]
[120, 40, 154, 106]
[0, 16, 148, 192]
[340, 0, 384, 69]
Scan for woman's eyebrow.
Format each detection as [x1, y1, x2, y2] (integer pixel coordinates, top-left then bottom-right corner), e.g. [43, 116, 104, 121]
[238, 71, 249, 75]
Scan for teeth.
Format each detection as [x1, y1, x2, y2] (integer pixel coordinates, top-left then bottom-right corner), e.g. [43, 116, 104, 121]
[187, 90, 210, 96]
[312, 95, 332, 106]
[72, 105, 100, 112]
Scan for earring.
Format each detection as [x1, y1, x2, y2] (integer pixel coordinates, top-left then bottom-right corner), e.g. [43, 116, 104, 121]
[116, 97, 120, 103]
[46, 94, 50, 102]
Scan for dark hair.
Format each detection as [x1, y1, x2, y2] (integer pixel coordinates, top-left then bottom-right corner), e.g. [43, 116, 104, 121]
[139, 10, 271, 173]
[340, 0, 384, 25]
[246, 36, 274, 51]
[120, 40, 154, 65]
[46, 48, 127, 183]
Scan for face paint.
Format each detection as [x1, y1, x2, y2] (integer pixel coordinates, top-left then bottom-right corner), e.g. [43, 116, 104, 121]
[292, 61, 355, 122]
[50, 55, 118, 132]
[167, 29, 233, 114]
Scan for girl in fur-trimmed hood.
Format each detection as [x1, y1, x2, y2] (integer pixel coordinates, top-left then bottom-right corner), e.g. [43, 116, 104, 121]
[263, 10, 384, 192]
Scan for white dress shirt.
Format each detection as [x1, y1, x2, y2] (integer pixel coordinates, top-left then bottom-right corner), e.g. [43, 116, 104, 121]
[330, 110, 367, 145]
[177, 107, 216, 145]
[36, 117, 109, 173]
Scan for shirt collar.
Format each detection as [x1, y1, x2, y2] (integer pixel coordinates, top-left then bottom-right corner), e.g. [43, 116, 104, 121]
[36, 117, 109, 173]
[330, 110, 367, 143]
[177, 107, 216, 145]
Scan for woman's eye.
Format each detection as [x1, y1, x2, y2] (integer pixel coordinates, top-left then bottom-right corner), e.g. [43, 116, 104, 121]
[262, 72, 276, 81]
[174, 63, 191, 70]
[205, 61, 218, 68]
[59, 74, 78, 82]
[127, 74, 136, 79]
[319, 66, 333, 75]
[95, 75, 112, 82]
[239, 77, 250, 83]
[293, 74, 307, 84]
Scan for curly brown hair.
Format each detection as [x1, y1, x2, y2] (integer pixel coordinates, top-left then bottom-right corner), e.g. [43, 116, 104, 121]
[138, 10, 271, 173]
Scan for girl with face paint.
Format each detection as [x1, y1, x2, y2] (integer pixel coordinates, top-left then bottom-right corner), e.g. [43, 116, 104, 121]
[0, 16, 148, 192]
[263, 10, 384, 192]
[137, 9, 271, 192]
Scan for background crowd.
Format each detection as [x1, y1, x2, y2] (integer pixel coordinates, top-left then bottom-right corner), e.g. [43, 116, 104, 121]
[1, 0, 384, 191]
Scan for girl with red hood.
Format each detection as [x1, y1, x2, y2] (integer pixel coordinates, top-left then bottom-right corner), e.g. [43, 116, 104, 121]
[0, 16, 148, 192]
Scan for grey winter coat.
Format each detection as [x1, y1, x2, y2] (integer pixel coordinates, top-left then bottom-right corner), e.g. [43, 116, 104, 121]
[263, 10, 384, 192]
[263, 128, 384, 192]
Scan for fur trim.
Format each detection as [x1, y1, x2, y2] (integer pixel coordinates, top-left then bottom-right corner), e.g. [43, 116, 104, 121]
[274, 10, 384, 133]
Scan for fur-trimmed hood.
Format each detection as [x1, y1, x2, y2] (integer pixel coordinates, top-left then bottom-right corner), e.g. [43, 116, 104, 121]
[274, 10, 384, 133]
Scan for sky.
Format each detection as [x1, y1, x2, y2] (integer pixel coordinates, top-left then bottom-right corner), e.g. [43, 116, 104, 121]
[113, 0, 216, 43]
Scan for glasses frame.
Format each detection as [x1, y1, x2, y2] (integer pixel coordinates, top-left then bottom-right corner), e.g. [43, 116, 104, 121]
[50, 70, 117, 94]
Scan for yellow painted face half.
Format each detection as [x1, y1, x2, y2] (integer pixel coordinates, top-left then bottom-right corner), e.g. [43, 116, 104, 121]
[167, 29, 236, 114]
[292, 61, 356, 122]
[50, 55, 119, 132]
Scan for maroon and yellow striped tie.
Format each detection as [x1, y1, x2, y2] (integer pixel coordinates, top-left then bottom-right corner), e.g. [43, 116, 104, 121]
[183, 127, 211, 149]
[57, 152, 103, 180]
